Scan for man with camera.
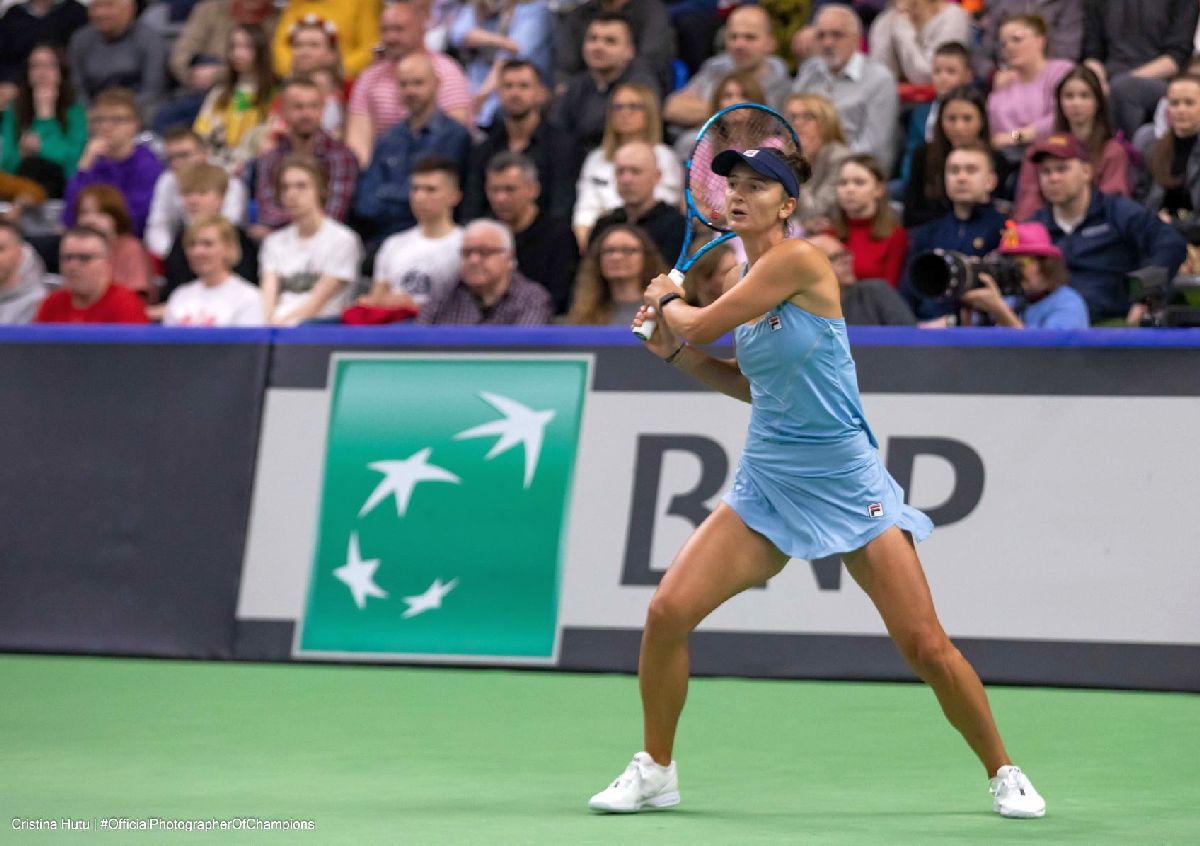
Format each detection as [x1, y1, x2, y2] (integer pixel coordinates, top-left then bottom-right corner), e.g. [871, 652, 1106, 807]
[902, 143, 1009, 320]
[957, 222, 1090, 329]
[1030, 133, 1187, 325]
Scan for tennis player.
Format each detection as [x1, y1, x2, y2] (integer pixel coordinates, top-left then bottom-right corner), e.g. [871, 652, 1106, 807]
[588, 146, 1046, 819]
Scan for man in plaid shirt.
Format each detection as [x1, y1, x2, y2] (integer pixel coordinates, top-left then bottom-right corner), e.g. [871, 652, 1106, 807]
[417, 220, 553, 325]
[251, 77, 359, 235]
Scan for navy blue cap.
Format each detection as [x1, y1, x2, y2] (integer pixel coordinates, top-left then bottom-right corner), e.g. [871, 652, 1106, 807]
[711, 147, 800, 198]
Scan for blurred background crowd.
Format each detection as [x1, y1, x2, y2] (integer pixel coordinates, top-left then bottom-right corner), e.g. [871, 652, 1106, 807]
[2, 0, 1199, 330]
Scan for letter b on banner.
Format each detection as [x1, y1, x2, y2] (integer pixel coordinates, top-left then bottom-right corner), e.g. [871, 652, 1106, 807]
[622, 435, 728, 586]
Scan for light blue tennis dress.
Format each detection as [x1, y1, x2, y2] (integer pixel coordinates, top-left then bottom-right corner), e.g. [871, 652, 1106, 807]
[722, 301, 933, 559]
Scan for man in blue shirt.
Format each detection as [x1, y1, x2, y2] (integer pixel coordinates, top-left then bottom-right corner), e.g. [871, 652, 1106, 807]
[354, 52, 471, 247]
[961, 221, 1090, 329]
[903, 143, 1008, 320]
[1030, 132, 1186, 324]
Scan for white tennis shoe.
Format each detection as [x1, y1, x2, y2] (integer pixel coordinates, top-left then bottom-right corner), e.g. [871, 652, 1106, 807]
[588, 752, 680, 813]
[989, 765, 1046, 818]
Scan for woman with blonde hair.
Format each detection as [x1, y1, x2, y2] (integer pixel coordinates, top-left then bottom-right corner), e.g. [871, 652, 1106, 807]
[568, 224, 668, 325]
[164, 214, 264, 326]
[573, 83, 682, 246]
[783, 91, 850, 232]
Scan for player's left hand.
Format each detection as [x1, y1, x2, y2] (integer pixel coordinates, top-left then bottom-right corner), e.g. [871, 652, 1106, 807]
[644, 273, 680, 308]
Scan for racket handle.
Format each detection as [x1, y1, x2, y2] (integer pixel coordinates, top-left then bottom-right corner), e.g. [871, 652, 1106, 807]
[632, 269, 686, 341]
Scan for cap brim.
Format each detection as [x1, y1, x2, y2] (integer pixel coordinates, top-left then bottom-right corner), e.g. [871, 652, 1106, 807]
[711, 149, 748, 177]
[709, 147, 800, 198]
[1029, 150, 1075, 164]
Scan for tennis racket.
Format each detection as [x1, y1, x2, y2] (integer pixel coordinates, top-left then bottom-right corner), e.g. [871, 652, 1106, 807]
[633, 102, 800, 341]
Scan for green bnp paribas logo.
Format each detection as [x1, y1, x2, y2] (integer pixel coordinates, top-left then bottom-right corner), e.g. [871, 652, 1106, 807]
[296, 355, 590, 662]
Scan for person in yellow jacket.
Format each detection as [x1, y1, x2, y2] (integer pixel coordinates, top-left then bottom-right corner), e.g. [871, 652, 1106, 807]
[194, 24, 278, 172]
[272, 0, 383, 80]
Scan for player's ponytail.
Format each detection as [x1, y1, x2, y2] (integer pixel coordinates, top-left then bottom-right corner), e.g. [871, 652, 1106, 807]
[782, 150, 813, 187]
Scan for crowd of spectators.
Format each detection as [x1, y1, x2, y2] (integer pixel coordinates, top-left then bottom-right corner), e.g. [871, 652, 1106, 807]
[1, 0, 1198, 330]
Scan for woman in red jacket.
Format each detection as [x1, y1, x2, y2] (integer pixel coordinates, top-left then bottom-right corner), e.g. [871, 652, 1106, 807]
[831, 154, 908, 288]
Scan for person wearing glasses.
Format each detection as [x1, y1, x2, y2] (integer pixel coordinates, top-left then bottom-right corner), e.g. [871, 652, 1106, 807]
[61, 87, 162, 237]
[791, 4, 899, 173]
[34, 225, 147, 323]
[571, 81, 681, 248]
[483, 151, 578, 315]
[569, 222, 667, 325]
[782, 91, 850, 234]
[416, 218, 552, 325]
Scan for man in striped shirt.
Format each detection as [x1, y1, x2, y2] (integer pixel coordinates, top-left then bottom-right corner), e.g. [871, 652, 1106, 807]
[345, 0, 472, 166]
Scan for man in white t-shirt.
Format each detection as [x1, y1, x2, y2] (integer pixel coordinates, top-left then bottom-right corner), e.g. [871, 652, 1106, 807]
[359, 155, 463, 311]
[259, 156, 363, 325]
[144, 127, 246, 258]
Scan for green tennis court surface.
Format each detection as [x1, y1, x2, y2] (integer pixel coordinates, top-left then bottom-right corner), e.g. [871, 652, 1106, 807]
[2, 655, 1196, 845]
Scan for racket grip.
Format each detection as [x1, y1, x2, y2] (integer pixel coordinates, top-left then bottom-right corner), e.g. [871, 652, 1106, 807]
[632, 269, 686, 341]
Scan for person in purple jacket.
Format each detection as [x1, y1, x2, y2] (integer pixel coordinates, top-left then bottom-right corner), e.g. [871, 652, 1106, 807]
[61, 86, 162, 237]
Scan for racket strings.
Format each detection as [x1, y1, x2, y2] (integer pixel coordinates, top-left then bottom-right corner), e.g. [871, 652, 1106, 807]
[688, 106, 799, 230]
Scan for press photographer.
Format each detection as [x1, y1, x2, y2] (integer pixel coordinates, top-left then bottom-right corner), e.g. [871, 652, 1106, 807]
[956, 222, 1089, 329]
[902, 143, 1008, 319]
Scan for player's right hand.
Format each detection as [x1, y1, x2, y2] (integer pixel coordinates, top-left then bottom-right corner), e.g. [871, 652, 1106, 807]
[632, 305, 680, 360]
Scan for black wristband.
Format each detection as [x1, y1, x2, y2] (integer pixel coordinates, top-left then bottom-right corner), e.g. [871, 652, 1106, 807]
[658, 291, 683, 311]
[664, 343, 687, 364]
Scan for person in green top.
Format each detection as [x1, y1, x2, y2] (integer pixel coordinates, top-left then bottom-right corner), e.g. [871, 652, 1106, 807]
[1, 44, 87, 197]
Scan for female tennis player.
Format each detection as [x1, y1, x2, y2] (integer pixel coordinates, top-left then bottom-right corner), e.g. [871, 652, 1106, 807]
[588, 146, 1047, 819]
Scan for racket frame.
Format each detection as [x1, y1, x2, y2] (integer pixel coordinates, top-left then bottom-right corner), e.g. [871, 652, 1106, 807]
[633, 102, 800, 341]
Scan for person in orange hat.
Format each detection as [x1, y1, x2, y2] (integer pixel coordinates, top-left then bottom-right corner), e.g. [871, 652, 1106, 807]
[961, 220, 1089, 328]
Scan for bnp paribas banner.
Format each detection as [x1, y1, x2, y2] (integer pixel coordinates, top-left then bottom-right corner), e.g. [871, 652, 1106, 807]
[295, 354, 590, 663]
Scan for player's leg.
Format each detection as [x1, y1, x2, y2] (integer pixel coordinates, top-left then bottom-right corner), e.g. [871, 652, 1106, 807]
[843, 525, 1046, 817]
[640, 502, 789, 766]
[590, 503, 787, 813]
[842, 525, 1009, 774]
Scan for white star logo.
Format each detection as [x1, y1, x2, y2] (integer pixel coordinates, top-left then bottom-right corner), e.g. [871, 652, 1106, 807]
[401, 577, 459, 619]
[359, 448, 460, 518]
[333, 533, 388, 610]
[453, 392, 555, 488]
